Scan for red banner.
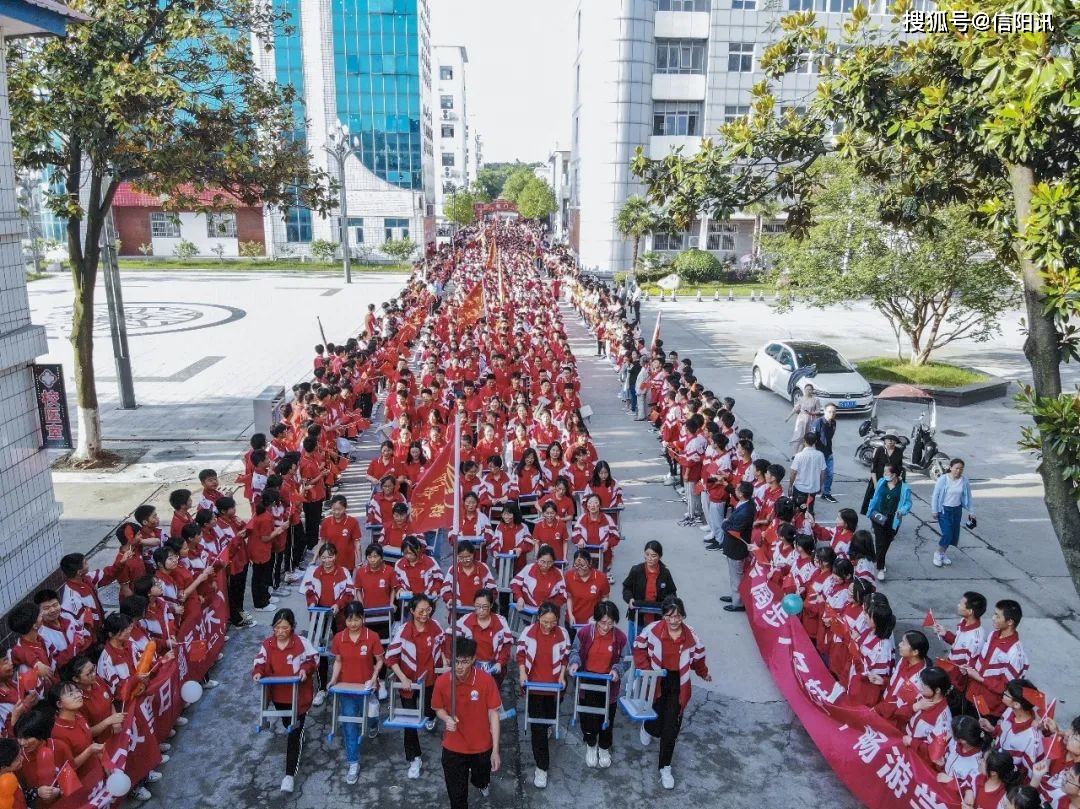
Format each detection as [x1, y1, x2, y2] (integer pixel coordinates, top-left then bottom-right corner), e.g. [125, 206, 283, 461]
[739, 559, 960, 809]
[53, 572, 231, 807]
[408, 437, 456, 532]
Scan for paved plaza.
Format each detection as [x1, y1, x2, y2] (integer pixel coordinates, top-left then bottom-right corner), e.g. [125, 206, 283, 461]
[27, 269, 1080, 807]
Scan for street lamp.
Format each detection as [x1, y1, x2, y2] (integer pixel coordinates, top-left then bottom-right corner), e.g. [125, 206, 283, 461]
[323, 123, 353, 284]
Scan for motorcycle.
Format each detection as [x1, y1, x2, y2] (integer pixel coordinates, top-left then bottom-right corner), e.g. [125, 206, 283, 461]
[854, 383, 951, 480]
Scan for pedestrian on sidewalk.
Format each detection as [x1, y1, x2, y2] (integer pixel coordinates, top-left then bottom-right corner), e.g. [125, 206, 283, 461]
[810, 404, 839, 503]
[568, 600, 628, 775]
[931, 459, 975, 569]
[716, 482, 756, 612]
[866, 466, 913, 581]
[786, 382, 823, 455]
[432, 637, 502, 809]
[789, 432, 827, 516]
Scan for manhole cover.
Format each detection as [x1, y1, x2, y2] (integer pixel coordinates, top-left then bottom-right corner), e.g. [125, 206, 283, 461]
[941, 429, 968, 437]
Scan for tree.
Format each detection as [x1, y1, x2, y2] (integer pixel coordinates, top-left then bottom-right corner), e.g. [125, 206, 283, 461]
[764, 159, 1018, 364]
[746, 197, 783, 265]
[516, 177, 557, 221]
[444, 190, 477, 227]
[475, 163, 531, 200]
[615, 195, 659, 274]
[6, 0, 333, 461]
[501, 167, 537, 203]
[382, 238, 417, 263]
[632, 0, 1080, 584]
[468, 182, 492, 204]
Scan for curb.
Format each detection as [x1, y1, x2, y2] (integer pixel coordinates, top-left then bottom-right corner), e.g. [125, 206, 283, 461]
[867, 377, 1011, 407]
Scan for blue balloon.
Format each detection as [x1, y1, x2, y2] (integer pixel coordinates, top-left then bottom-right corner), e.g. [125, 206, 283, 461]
[781, 594, 804, 616]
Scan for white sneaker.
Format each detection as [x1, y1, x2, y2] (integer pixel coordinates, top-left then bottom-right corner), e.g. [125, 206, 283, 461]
[145, 771, 163, 783]
[639, 724, 652, 747]
[133, 786, 152, 801]
[256, 604, 277, 612]
[346, 763, 359, 785]
[662, 475, 675, 486]
[598, 747, 612, 768]
[660, 766, 675, 789]
[876, 569, 886, 581]
[274, 588, 292, 597]
[699, 524, 713, 532]
[312, 690, 327, 707]
[932, 551, 944, 568]
[203, 679, 220, 690]
[378, 682, 388, 701]
[534, 767, 548, 788]
[407, 758, 422, 779]
[268, 598, 280, 606]
[942, 555, 953, 566]
[159, 754, 170, 764]
[173, 717, 188, 727]
[280, 775, 294, 793]
[585, 745, 598, 768]
[367, 698, 381, 718]
[158, 744, 171, 753]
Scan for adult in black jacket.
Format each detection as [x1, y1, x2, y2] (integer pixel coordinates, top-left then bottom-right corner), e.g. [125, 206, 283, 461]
[718, 481, 756, 613]
[622, 540, 677, 630]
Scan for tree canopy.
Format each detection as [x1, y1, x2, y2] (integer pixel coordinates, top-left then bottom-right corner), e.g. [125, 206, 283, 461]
[516, 177, 557, 220]
[444, 189, 478, 226]
[615, 195, 659, 272]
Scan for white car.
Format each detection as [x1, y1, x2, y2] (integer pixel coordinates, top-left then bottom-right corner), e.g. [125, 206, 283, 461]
[751, 340, 874, 413]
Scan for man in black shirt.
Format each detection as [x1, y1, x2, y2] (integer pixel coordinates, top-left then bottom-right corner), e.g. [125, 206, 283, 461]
[811, 404, 838, 503]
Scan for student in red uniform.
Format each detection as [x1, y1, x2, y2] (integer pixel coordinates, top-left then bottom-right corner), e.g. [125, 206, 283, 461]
[568, 600, 629, 775]
[431, 637, 502, 809]
[299, 436, 329, 551]
[564, 550, 610, 639]
[394, 537, 445, 602]
[517, 602, 570, 791]
[59, 550, 133, 639]
[168, 489, 193, 541]
[876, 629, 930, 726]
[7, 604, 57, 694]
[63, 657, 123, 745]
[583, 461, 624, 509]
[571, 494, 619, 571]
[14, 711, 73, 805]
[303, 544, 354, 705]
[35, 591, 89, 668]
[511, 545, 567, 611]
[246, 491, 284, 613]
[963, 750, 1019, 809]
[455, 590, 512, 686]
[43, 682, 104, 778]
[386, 594, 446, 780]
[633, 596, 712, 790]
[252, 608, 319, 793]
[901, 666, 953, 762]
[327, 602, 385, 785]
[319, 496, 362, 572]
[366, 441, 398, 486]
[489, 505, 533, 577]
[442, 542, 497, 611]
[353, 545, 396, 645]
[961, 599, 1029, 720]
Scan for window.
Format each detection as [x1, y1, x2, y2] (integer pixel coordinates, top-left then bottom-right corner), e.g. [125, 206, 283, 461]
[441, 125, 455, 138]
[706, 220, 737, 251]
[762, 222, 786, 234]
[439, 66, 453, 81]
[827, 0, 856, 11]
[442, 153, 455, 167]
[779, 104, 808, 118]
[795, 53, 820, 73]
[732, 0, 756, 7]
[723, 105, 750, 124]
[206, 212, 237, 238]
[384, 217, 409, 242]
[345, 216, 364, 244]
[728, 42, 754, 73]
[652, 231, 688, 251]
[149, 212, 180, 239]
[652, 102, 702, 136]
[655, 40, 707, 74]
[440, 95, 454, 109]
[657, 0, 710, 9]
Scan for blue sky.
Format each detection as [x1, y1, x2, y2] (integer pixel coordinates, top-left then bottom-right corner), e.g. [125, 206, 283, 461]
[430, 0, 575, 164]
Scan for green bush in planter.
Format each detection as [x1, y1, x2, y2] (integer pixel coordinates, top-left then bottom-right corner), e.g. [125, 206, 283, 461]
[671, 249, 723, 283]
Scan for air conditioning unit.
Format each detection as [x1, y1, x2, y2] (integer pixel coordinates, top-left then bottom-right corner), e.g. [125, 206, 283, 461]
[442, 110, 449, 119]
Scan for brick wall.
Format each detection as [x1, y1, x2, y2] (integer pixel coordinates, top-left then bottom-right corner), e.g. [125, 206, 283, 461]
[115, 206, 153, 256]
[236, 208, 265, 254]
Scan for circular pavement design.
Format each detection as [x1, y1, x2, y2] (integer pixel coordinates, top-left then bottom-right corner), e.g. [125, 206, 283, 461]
[48, 302, 246, 337]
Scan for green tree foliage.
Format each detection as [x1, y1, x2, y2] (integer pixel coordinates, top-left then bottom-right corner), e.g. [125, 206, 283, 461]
[501, 167, 538, 203]
[310, 239, 338, 262]
[444, 190, 478, 226]
[382, 238, 417, 263]
[6, 0, 334, 459]
[631, 0, 1080, 583]
[475, 162, 534, 200]
[764, 159, 1018, 365]
[516, 177, 557, 220]
[670, 248, 723, 283]
[615, 196, 659, 273]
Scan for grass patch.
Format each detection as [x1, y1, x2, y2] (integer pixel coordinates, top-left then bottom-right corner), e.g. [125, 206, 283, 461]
[25, 272, 49, 282]
[640, 282, 777, 298]
[856, 357, 990, 388]
[117, 259, 411, 273]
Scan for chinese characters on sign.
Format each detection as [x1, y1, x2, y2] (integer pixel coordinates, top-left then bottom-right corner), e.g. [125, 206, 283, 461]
[903, 10, 1054, 34]
[32, 364, 73, 450]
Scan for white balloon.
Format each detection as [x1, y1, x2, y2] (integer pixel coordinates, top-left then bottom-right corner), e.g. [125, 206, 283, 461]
[106, 770, 132, 797]
[180, 680, 204, 704]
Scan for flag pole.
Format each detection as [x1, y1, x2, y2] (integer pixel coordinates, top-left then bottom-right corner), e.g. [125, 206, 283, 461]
[449, 412, 462, 722]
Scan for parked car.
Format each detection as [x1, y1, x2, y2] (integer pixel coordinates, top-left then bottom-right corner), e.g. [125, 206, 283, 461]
[751, 340, 874, 413]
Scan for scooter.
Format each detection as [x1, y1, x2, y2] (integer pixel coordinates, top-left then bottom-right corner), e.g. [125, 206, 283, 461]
[854, 383, 951, 480]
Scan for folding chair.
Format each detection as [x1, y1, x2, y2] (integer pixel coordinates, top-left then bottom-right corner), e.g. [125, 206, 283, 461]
[327, 683, 374, 743]
[522, 681, 564, 740]
[584, 544, 607, 575]
[383, 672, 429, 730]
[570, 671, 613, 729]
[307, 606, 335, 654]
[456, 534, 487, 564]
[618, 669, 662, 723]
[518, 493, 540, 525]
[366, 523, 384, 545]
[363, 605, 394, 641]
[256, 676, 301, 733]
[493, 552, 516, 595]
[508, 603, 537, 636]
[602, 506, 624, 539]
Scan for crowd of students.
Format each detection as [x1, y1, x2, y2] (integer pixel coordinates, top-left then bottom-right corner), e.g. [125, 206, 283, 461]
[574, 271, 1078, 809]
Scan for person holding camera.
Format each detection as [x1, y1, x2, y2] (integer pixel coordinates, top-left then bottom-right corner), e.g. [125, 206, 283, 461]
[931, 458, 976, 569]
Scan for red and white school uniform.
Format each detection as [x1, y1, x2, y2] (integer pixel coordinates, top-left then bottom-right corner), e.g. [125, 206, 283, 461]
[320, 514, 363, 571]
[329, 628, 384, 684]
[353, 562, 395, 612]
[441, 563, 496, 609]
[993, 707, 1042, 779]
[875, 657, 927, 726]
[303, 565, 354, 611]
[252, 634, 319, 713]
[846, 630, 895, 707]
[582, 481, 624, 510]
[964, 630, 1028, 717]
[531, 518, 570, 562]
[96, 640, 139, 700]
[511, 465, 548, 500]
[490, 522, 534, 574]
[516, 624, 571, 684]
[393, 555, 445, 599]
[385, 619, 446, 688]
[563, 568, 610, 626]
[632, 619, 710, 711]
[571, 512, 619, 569]
[457, 612, 513, 672]
[511, 563, 567, 609]
[940, 618, 985, 690]
[61, 564, 122, 636]
[941, 739, 983, 793]
[904, 698, 952, 763]
[366, 491, 408, 529]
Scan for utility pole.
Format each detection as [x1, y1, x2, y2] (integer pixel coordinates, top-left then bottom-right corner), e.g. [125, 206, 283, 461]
[101, 206, 137, 409]
[323, 124, 353, 284]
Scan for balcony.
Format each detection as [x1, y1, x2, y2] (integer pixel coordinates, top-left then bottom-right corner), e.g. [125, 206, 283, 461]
[652, 74, 706, 101]
[654, 11, 711, 39]
[648, 136, 702, 160]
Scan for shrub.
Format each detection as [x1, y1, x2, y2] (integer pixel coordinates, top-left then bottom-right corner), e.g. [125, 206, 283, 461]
[137, 242, 153, 256]
[671, 249, 723, 283]
[239, 240, 264, 257]
[310, 239, 338, 262]
[209, 244, 226, 261]
[382, 238, 417, 262]
[172, 239, 198, 259]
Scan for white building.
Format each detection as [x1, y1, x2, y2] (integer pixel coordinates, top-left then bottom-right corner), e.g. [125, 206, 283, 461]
[0, 0, 85, 614]
[255, 0, 436, 259]
[548, 146, 571, 243]
[434, 45, 474, 224]
[570, 0, 885, 273]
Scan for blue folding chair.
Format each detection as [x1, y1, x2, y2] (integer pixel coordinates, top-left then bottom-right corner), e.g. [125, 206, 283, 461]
[256, 676, 301, 733]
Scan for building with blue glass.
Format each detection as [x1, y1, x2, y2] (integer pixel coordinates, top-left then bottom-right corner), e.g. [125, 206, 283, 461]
[258, 0, 436, 258]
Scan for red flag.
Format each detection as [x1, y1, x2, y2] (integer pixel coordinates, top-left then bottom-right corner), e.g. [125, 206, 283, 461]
[188, 639, 208, 663]
[19, 669, 38, 693]
[972, 693, 990, 716]
[1046, 698, 1057, 721]
[650, 310, 662, 353]
[922, 609, 935, 628]
[752, 545, 770, 568]
[899, 679, 921, 704]
[1021, 687, 1047, 716]
[456, 284, 485, 330]
[57, 762, 81, 796]
[934, 656, 958, 673]
[408, 438, 456, 533]
[928, 733, 948, 762]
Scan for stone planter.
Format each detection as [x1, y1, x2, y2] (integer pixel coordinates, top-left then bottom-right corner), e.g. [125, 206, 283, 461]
[867, 377, 1011, 407]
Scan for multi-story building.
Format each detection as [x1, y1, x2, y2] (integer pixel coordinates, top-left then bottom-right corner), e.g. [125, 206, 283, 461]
[434, 45, 473, 223]
[257, 0, 436, 258]
[570, 0, 872, 273]
[548, 146, 571, 243]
